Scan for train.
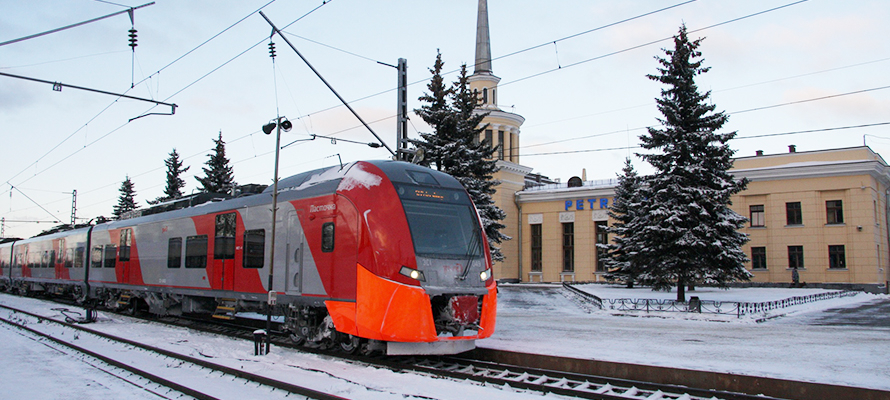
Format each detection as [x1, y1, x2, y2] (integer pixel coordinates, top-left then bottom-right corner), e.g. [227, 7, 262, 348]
[0, 160, 497, 355]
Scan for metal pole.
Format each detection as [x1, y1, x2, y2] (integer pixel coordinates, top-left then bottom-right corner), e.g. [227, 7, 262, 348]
[397, 58, 408, 159]
[266, 118, 283, 354]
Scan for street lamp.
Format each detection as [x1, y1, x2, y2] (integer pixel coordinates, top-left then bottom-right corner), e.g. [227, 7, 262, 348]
[262, 116, 291, 354]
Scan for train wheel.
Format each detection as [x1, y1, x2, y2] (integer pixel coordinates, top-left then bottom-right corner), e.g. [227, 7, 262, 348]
[339, 335, 361, 354]
[289, 333, 305, 346]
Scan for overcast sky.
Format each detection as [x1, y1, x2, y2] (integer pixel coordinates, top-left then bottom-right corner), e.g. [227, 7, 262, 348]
[2, 0, 889, 238]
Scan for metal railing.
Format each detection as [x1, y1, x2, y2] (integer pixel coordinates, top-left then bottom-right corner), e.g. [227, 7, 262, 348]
[562, 283, 858, 318]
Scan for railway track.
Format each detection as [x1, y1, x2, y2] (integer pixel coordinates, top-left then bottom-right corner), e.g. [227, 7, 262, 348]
[5, 294, 886, 400]
[0, 303, 344, 400]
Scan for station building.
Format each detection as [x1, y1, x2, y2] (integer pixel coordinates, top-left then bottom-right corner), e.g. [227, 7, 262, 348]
[465, 1, 888, 292]
[506, 146, 890, 293]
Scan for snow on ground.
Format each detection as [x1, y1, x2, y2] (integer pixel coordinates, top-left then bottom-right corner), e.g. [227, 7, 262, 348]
[1, 285, 887, 398]
[479, 284, 890, 391]
[0, 293, 564, 400]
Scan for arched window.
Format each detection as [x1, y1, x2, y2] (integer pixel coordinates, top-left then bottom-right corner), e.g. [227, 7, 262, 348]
[482, 88, 488, 104]
[492, 88, 496, 106]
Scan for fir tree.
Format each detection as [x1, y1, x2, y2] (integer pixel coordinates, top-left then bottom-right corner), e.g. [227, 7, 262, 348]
[113, 176, 139, 219]
[411, 50, 454, 169]
[149, 148, 190, 204]
[196, 132, 235, 194]
[635, 24, 751, 302]
[600, 158, 643, 288]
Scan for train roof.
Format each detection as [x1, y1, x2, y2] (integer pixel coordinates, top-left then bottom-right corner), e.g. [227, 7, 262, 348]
[12, 161, 466, 240]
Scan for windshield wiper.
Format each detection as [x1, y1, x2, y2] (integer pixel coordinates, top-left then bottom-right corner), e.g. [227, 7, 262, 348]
[458, 227, 482, 281]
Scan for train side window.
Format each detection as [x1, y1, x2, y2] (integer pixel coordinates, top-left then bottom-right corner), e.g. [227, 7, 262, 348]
[49, 250, 56, 267]
[214, 212, 236, 260]
[321, 222, 335, 253]
[75, 246, 84, 269]
[103, 245, 117, 268]
[185, 235, 208, 268]
[65, 249, 74, 268]
[167, 238, 182, 268]
[119, 229, 132, 261]
[243, 229, 265, 268]
[91, 246, 103, 268]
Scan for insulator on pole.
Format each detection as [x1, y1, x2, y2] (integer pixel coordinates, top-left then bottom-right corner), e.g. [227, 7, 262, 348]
[268, 41, 276, 58]
[128, 28, 138, 49]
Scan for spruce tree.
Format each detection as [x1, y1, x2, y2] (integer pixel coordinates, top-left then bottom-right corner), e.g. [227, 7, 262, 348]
[600, 158, 643, 288]
[113, 176, 139, 219]
[196, 132, 235, 194]
[635, 24, 750, 301]
[149, 148, 190, 204]
[411, 50, 454, 170]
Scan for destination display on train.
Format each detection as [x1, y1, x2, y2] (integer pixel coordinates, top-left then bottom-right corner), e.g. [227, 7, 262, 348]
[395, 184, 468, 204]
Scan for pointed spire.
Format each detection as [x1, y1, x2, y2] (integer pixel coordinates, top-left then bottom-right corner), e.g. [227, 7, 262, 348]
[474, 0, 492, 74]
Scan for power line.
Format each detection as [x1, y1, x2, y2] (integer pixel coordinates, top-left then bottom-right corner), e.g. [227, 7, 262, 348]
[520, 122, 890, 157]
[500, 0, 810, 88]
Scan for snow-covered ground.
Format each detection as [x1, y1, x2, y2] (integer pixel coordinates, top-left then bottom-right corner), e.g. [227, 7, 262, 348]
[1, 285, 887, 399]
[479, 284, 890, 391]
[0, 293, 564, 400]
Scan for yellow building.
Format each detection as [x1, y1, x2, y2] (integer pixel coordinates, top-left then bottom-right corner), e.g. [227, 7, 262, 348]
[469, 0, 529, 281]
[508, 146, 890, 293]
[731, 146, 890, 292]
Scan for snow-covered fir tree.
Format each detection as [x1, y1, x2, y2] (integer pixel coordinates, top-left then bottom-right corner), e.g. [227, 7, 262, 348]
[411, 50, 453, 170]
[196, 132, 235, 194]
[149, 148, 190, 204]
[636, 24, 751, 302]
[411, 55, 510, 261]
[600, 158, 643, 288]
[112, 176, 139, 219]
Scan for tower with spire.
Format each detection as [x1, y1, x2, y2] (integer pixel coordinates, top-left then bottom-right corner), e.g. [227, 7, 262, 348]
[470, 0, 530, 281]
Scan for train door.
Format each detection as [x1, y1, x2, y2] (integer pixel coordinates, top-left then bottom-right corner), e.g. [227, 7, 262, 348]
[118, 229, 132, 283]
[213, 212, 236, 291]
[285, 211, 303, 294]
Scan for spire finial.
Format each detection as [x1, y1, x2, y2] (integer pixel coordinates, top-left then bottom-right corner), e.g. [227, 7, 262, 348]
[474, 0, 492, 74]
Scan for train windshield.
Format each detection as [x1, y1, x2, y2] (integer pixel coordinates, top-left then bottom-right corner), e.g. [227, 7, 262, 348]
[396, 184, 482, 257]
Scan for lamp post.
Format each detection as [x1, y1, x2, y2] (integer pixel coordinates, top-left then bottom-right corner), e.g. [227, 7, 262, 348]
[262, 116, 291, 354]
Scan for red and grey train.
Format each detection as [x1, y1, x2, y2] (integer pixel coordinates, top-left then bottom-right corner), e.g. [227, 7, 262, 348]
[0, 160, 496, 355]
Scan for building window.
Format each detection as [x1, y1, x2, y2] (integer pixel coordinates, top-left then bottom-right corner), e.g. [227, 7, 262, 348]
[595, 221, 608, 272]
[243, 229, 265, 268]
[562, 222, 574, 272]
[530, 224, 542, 272]
[482, 87, 488, 104]
[828, 245, 846, 269]
[751, 247, 767, 270]
[786, 202, 802, 225]
[485, 129, 492, 146]
[826, 200, 844, 224]
[167, 238, 182, 268]
[750, 205, 765, 227]
[788, 245, 804, 269]
[498, 130, 505, 160]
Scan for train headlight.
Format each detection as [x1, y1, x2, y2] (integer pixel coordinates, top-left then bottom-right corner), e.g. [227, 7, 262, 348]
[400, 266, 425, 282]
[480, 268, 491, 281]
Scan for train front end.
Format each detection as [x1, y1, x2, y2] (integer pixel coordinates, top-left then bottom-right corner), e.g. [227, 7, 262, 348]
[336, 161, 496, 355]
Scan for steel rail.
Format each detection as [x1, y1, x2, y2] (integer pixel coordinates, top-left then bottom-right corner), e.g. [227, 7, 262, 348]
[0, 304, 346, 400]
